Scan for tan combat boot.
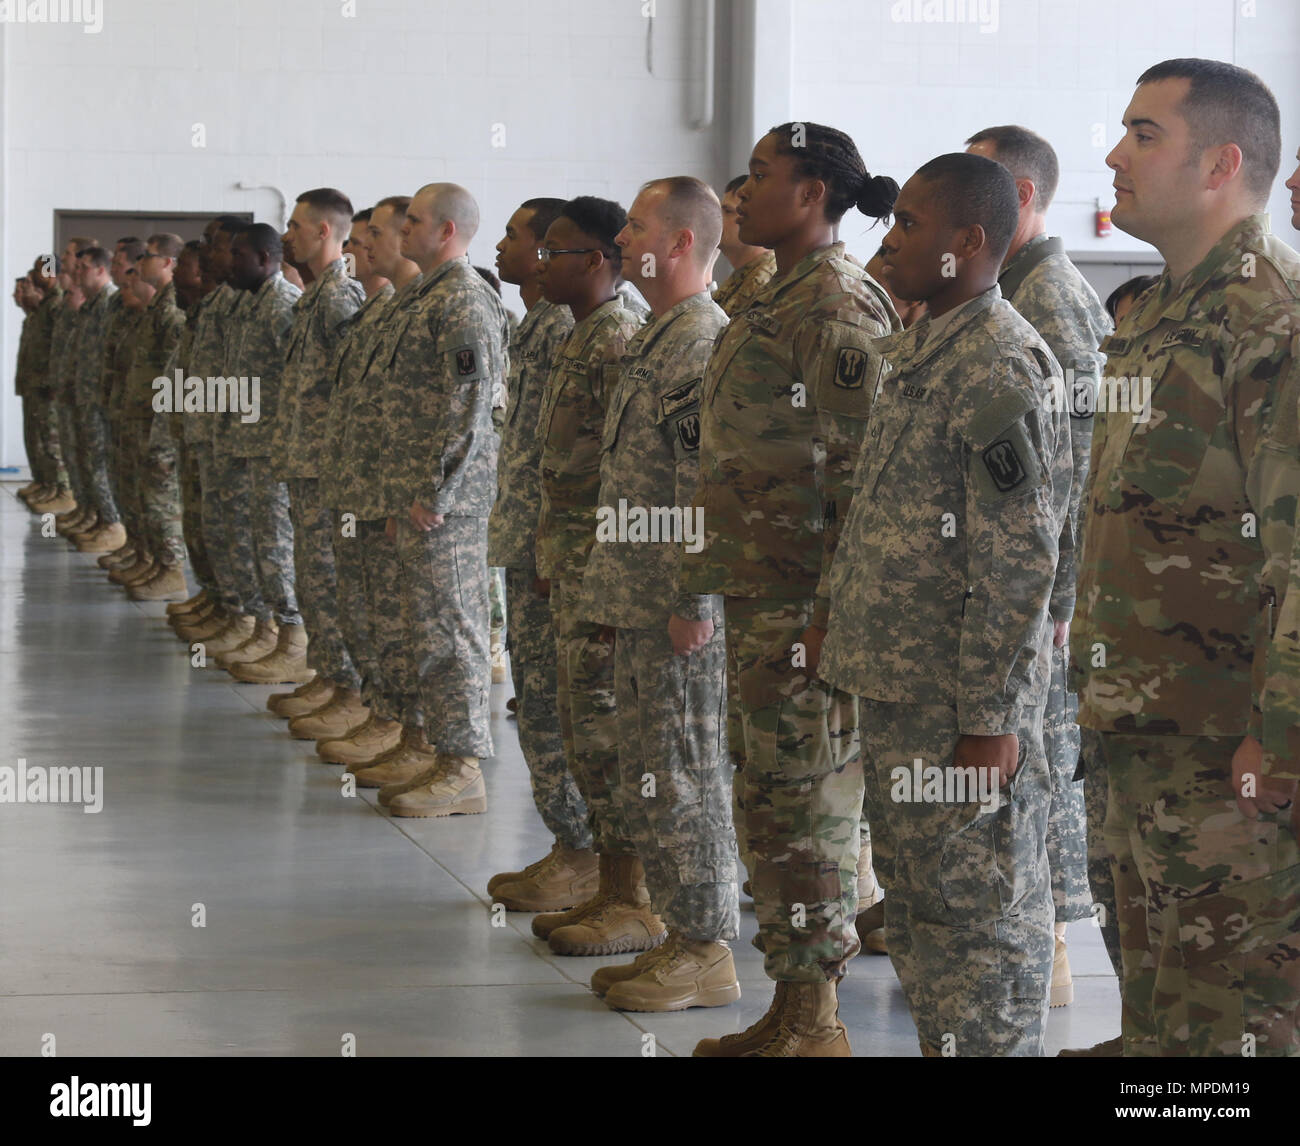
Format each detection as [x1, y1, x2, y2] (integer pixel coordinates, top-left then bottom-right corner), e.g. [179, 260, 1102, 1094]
[287, 690, 369, 742]
[17, 480, 41, 500]
[603, 932, 741, 1012]
[693, 983, 791, 1057]
[216, 619, 279, 668]
[109, 555, 153, 585]
[546, 854, 666, 956]
[1058, 1036, 1123, 1057]
[491, 842, 599, 913]
[387, 754, 487, 818]
[76, 521, 127, 553]
[171, 596, 217, 632]
[267, 677, 335, 719]
[66, 512, 101, 539]
[199, 614, 257, 656]
[99, 544, 135, 570]
[1050, 921, 1072, 1007]
[175, 607, 230, 642]
[166, 589, 210, 616]
[38, 490, 76, 514]
[738, 980, 851, 1057]
[591, 942, 675, 999]
[229, 623, 313, 684]
[317, 715, 402, 766]
[532, 852, 617, 941]
[352, 726, 437, 786]
[129, 564, 189, 601]
[55, 507, 90, 535]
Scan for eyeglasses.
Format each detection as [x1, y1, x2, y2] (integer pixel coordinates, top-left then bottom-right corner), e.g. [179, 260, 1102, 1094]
[537, 247, 621, 263]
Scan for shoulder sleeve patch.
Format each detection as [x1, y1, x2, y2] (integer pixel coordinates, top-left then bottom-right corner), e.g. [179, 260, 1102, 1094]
[660, 378, 701, 419]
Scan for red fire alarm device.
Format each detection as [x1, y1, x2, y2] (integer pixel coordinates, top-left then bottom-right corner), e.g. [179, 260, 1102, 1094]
[1096, 199, 1112, 238]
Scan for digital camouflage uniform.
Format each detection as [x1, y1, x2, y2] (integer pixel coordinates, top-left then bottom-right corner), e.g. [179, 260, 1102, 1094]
[538, 295, 645, 853]
[1072, 214, 1300, 1058]
[226, 272, 303, 625]
[276, 258, 364, 686]
[321, 284, 395, 697]
[380, 256, 508, 758]
[822, 285, 1072, 1055]
[712, 249, 776, 319]
[582, 290, 738, 941]
[1001, 233, 1113, 928]
[164, 299, 217, 592]
[73, 284, 120, 525]
[682, 242, 898, 983]
[487, 295, 590, 848]
[25, 287, 67, 490]
[335, 273, 425, 726]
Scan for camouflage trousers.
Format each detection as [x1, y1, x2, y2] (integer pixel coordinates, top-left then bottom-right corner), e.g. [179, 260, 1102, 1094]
[726, 596, 863, 983]
[287, 477, 358, 689]
[1045, 643, 1090, 921]
[177, 439, 215, 593]
[248, 458, 298, 625]
[28, 391, 66, 487]
[1080, 727, 1122, 975]
[505, 568, 589, 848]
[489, 566, 505, 632]
[75, 391, 119, 525]
[550, 578, 632, 856]
[106, 406, 130, 531]
[359, 519, 419, 724]
[1099, 732, 1300, 1057]
[21, 392, 56, 487]
[56, 396, 87, 505]
[143, 414, 186, 567]
[215, 455, 265, 617]
[118, 419, 152, 555]
[613, 623, 739, 942]
[332, 511, 381, 700]
[396, 515, 492, 757]
[862, 698, 1054, 1057]
[195, 440, 240, 610]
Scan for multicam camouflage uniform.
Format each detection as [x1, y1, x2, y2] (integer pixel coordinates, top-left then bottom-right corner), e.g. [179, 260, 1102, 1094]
[538, 294, 645, 853]
[1072, 214, 1300, 1057]
[582, 291, 737, 940]
[226, 272, 304, 625]
[487, 296, 590, 848]
[1001, 233, 1113, 928]
[380, 256, 509, 757]
[72, 284, 120, 526]
[682, 242, 897, 983]
[276, 258, 364, 686]
[822, 284, 1072, 1056]
[105, 297, 145, 541]
[712, 249, 776, 318]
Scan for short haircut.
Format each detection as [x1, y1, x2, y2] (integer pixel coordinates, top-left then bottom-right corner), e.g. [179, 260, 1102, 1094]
[117, 239, 147, 263]
[558, 196, 627, 254]
[233, 222, 283, 260]
[147, 232, 185, 259]
[965, 125, 1060, 212]
[474, 266, 502, 296]
[417, 183, 480, 243]
[373, 195, 412, 222]
[724, 174, 747, 195]
[914, 152, 1021, 263]
[1105, 273, 1160, 323]
[115, 235, 142, 248]
[640, 176, 723, 263]
[213, 215, 245, 234]
[1136, 58, 1281, 205]
[520, 197, 567, 244]
[352, 208, 373, 224]
[77, 246, 112, 270]
[65, 235, 95, 251]
[767, 122, 898, 223]
[296, 187, 355, 235]
[182, 239, 203, 254]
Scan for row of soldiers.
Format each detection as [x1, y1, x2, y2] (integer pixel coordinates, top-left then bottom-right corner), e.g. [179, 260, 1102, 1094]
[12, 54, 1300, 1056]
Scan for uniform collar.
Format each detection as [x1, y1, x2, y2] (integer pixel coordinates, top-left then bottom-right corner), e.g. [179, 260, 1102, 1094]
[760, 241, 847, 303]
[414, 255, 468, 298]
[872, 284, 1001, 372]
[627, 290, 713, 355]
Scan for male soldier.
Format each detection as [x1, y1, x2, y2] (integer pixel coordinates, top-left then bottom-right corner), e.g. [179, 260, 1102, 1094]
[370, 183, 508, 818]
[324, 197, 426, 767]
[69, 246, 123, 554]
[233, 189, 364, 689]
[22, 260, 71, 514]
[527, 197, 657, 954]
[483, 197, 596, 912]
[965, 125, 1113, 1009]
[1073, 59, 1300, 1057]
[14, 276, 43, 502]
[105, 267, 154, 584]
[49, 244, 91, 533]
[210, 225, 305, 677]
[121, 233, 189, 601]
[581, 177, 741, 1010]
[298, 209, 396, 745]
[712, 174, 776, 317]
[822, 153, 1071, 1057]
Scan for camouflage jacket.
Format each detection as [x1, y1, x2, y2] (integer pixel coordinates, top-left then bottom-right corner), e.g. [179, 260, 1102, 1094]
[1001, 233, 1112, 621]
[487, 297, 575, 570]
[50, 302, 84, 403]
[712, 249, 777, 318]
[276, 257, 365, 480]
[183, 284, 240, 446]
[321, 283, 395, 508]
[101, 291, 139, 412]
[681, 241, 900, 625]
[25, 288, 63, 397]
[821, 285, 1071, 734]
[123, 282, 185, 421]
[223, 272, 303, 459]
[379, 256, 509, 517]
[1071, 214, 1300, 761]
[73, 284, 118, 409]
[582, 290, 727, 629]
[162, 300, 202, 440]
[536, 295, 645, 579]
[335, 273, 423, 522]
[15, 307, 38, 397]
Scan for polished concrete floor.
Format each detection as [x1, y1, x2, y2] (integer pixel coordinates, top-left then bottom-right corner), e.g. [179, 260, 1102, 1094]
[0, 481, 1120, 1056]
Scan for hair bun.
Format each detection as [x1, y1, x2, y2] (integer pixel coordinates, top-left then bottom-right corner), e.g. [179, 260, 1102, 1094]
[857, 173, 900, 219]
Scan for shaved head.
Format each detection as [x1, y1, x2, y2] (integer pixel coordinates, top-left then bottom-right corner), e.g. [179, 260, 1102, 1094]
[640, 176, 723, 266]
[417, 182, 480, 244]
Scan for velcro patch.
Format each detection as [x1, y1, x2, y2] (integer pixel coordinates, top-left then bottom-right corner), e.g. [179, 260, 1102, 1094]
[834, 346, 868, 389]
[744, 310, 780, 335]
[983, 438, 1027, 492]
[456, 347, 477, 376]
[901, 383, 928, 401]
[660, 379, 700, 419]
[676, 412, 701, 451]
[1160, 326, 1205, 350]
